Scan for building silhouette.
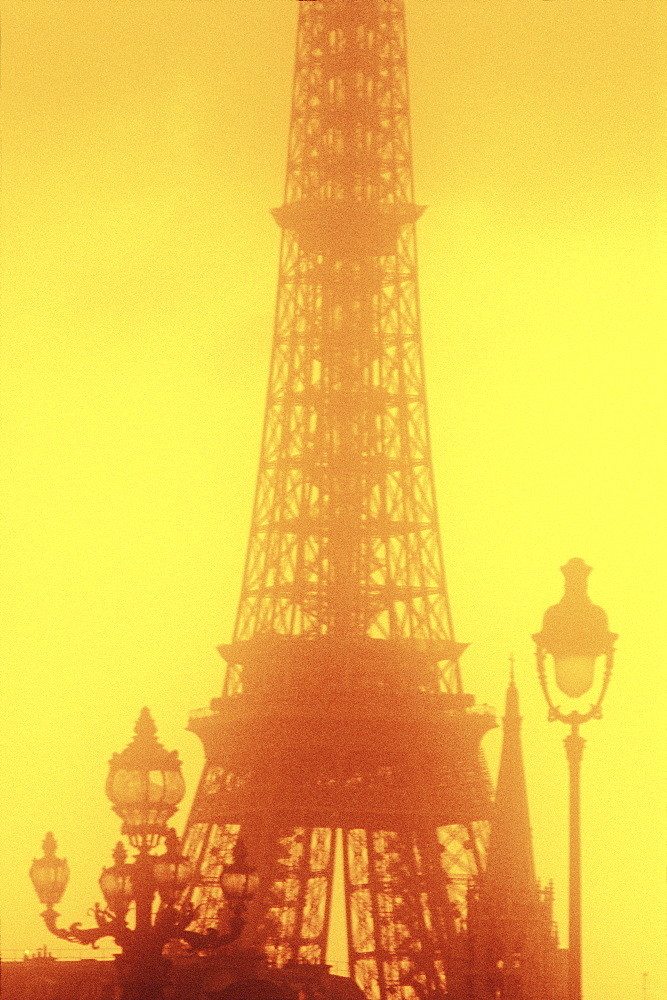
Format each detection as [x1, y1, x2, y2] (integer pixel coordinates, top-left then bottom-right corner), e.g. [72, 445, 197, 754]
[466, 672, 567, 1000]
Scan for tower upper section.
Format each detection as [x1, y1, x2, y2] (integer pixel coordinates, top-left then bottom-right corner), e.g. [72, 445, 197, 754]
[273, 0, 423, 255]
[229, 0, 464, 696]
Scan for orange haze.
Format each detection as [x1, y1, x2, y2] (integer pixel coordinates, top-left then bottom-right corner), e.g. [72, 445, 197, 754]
[1, 4, 665, 1000]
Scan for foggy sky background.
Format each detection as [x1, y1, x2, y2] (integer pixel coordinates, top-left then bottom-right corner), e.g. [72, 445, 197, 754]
[1, 3, 665, 999]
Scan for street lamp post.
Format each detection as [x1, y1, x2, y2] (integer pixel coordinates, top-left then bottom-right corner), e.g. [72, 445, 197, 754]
[29, 708, 258, 1000]
[532, 558, 617, 1000]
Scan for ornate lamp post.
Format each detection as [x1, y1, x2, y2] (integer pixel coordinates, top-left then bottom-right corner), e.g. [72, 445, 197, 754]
[29, 708, 257, 1000]
[533, 558, 617, 1000]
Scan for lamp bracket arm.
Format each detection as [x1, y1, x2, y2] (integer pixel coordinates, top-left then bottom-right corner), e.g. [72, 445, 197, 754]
[536, 646, 569, 722]
[592, 647, 614, 714]
[177, 905, 246, 953]
[91, 903, 117, 928]
[535, 644, 615, 724]
[177, 925, 240, 952]
[571, 649, 615, 724]
[41, 908, 116, 948]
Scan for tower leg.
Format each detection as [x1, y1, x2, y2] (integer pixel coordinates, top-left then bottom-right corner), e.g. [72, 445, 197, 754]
[260, 826, 335, 967]
[342, 825, 481, 1000]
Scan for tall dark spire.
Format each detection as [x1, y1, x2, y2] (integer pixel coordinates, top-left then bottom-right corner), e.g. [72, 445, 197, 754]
[485, 667, 538, 906]
[467, 668, 566, 1000]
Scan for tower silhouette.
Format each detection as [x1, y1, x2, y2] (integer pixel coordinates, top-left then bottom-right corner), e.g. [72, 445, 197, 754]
[182, 3, 495, 997]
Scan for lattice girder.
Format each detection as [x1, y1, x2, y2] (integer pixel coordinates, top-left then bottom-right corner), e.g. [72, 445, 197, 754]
[232, 0, 459, 688]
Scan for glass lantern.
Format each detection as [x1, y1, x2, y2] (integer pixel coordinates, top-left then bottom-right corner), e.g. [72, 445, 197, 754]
[220, 838, 259, 902]
[106, 708, 185, 850]
[534, 558, 617, 699]
[153, 829, 194, 904]
[29, 832, 70, 909]
[99, 841, 134, 918]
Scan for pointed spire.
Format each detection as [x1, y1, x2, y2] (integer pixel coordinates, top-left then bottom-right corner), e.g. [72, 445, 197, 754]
[504, 658, 520, 731]
[485, 663, 538, 907]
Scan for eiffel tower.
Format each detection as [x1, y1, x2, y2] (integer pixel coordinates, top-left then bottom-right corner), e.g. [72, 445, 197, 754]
[182, 3, 495, 997]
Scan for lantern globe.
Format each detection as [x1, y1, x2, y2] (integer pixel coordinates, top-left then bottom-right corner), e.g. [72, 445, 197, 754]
[220, 838, 259, 902]
[153, 856, 193, 892]
[99, 842, 134, 917]
[153, 829, 194, 902]
[533, 558, 617, 699]
[554, 654, 596, 699]
[106, 708, 185, 849]
[29, 832, 70, 908]
[220, 870, 260, 900]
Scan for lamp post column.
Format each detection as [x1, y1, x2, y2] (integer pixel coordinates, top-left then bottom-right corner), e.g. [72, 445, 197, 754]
[533, 558, 617, 1000]
[564, 721, 585, 1000]
[133, 849, 154, 937]
[115, 847, 168, 1000]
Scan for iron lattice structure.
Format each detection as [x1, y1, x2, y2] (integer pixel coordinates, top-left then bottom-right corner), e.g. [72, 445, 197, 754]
[183, 2, 495, 997]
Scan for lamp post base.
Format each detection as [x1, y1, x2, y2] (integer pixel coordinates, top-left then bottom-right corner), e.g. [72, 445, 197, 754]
[114, 952, 172, 1000]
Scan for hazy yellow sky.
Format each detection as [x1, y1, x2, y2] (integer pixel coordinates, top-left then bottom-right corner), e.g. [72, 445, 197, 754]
[1, 2, 665, 999]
